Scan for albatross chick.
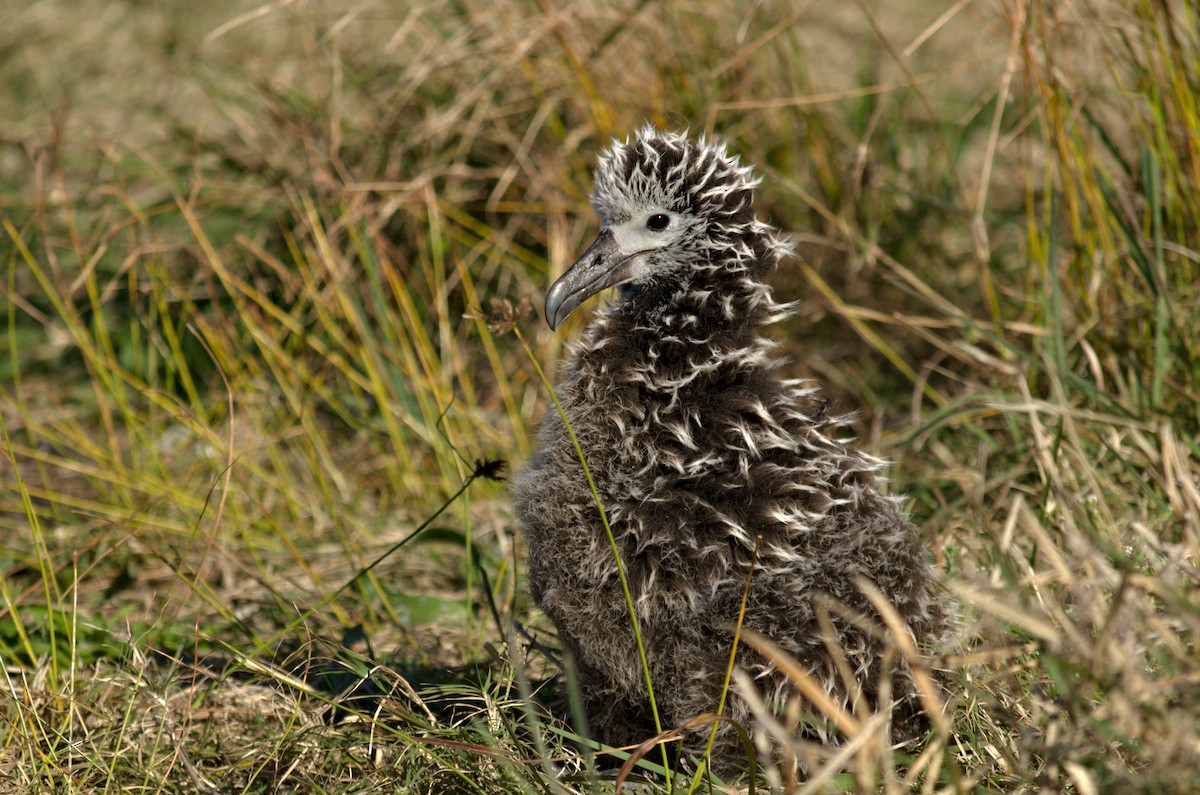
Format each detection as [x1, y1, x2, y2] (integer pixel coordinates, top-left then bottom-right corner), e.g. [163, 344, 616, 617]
[515, 128, 948, 775]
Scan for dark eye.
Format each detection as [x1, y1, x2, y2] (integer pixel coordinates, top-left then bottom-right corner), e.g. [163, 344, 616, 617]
[646, 213, 670, 231]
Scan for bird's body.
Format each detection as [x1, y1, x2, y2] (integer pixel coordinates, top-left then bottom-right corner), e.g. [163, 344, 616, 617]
[515, 129, 947, 774]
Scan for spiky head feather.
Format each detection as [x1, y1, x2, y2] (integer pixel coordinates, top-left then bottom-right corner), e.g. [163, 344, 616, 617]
[592, 128, 760, 223]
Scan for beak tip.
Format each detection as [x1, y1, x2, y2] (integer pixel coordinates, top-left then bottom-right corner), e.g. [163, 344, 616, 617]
[544, 283, 565, 331]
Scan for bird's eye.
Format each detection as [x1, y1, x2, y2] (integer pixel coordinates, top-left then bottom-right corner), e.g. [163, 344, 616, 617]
[646, 213, 670, 231]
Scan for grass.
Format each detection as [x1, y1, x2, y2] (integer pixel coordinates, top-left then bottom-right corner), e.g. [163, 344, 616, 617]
[2, 0, 1198, 791]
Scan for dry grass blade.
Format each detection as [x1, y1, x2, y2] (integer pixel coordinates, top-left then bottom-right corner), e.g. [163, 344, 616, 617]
[854, 577, 948, 735]
[614, 713, 756, 795]
[945, 582, 1060, 645]
[792, 713, 890, 795]
[737, 628, 860, 738]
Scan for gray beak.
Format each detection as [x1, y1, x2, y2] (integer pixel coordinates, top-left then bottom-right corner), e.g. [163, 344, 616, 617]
[544, 228, 637, 330]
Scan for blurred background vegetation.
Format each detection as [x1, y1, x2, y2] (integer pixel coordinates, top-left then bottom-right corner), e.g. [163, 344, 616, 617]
[1, 0, 1197, 792]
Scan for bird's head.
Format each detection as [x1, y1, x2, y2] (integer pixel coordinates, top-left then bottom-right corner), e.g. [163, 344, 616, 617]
[545, 128, 780, 330]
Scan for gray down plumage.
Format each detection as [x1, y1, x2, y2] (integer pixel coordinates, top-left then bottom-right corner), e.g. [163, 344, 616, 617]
[514, 128, 948, 775]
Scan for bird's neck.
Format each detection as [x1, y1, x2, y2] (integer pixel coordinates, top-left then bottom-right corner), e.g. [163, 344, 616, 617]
[565, 239, 794, 398]
[566, 286, 778, 411]
[611, 268, 783, 339]
[572, 267, 778, 377]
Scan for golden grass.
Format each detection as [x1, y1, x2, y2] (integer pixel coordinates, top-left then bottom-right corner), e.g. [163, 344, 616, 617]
[2, 0, 1198, 792]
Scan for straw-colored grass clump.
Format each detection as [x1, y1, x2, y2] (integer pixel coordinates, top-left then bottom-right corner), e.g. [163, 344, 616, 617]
[1, 1, 1197, 792]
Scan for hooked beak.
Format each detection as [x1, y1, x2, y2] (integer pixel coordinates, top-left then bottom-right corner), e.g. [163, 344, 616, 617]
[544, 228, 638, 330]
